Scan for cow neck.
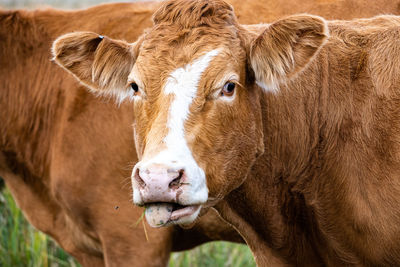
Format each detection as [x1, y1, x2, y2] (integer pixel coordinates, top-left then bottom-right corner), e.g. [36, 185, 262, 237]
[217, 48, 332, 265]
[0, 10, 67, 180]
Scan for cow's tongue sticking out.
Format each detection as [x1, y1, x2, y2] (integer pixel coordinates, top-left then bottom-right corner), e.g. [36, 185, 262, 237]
[144, 203, 201, 227]
[145, 203, 174, 227]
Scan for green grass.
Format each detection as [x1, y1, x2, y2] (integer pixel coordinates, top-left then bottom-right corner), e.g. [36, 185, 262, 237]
[169, 242, 255, 267]
[0, 187, 255, 267]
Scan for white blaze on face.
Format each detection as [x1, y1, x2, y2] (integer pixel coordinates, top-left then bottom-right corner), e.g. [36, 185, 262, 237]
[133, 49, 220, 206]
[164, 49, 220, 160]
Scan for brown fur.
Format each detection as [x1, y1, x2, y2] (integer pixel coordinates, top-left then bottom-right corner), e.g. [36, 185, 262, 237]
[53, 0, 400, 265]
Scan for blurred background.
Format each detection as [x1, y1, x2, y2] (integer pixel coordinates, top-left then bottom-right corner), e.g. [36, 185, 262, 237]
[1, 0, 145, 9]
[0, 0, 254, 266]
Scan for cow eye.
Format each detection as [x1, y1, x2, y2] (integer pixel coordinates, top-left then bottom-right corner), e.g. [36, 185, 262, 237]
[221, 82, 236, 97]
[130, 82, 139, 94]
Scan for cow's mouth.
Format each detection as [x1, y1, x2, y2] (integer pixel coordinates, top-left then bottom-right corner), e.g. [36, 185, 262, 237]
[144, 203, 201, 227]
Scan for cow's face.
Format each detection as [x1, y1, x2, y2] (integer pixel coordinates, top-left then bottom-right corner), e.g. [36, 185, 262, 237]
[53, 0, 328, 227]
[129, 23, 264, 226]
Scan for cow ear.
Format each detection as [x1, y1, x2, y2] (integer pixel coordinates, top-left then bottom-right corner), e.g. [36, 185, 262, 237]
[249, 15, 329, 92]
[52, 32, 136, 98]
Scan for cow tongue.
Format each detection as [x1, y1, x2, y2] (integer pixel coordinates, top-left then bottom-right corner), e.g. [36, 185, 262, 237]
[144, 203, 174, 228]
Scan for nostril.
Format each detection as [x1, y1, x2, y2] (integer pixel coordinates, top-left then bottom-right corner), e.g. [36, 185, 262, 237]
[134, 168, 146, 188]
[169, 169, 184, 189]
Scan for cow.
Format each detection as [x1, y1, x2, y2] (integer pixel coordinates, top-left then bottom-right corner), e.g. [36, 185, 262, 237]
[53, 0, 400, 265]
[0, 2, 245, 266]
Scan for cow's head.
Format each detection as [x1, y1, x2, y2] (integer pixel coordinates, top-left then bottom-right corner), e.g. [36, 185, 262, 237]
[52, 0, 328, 227]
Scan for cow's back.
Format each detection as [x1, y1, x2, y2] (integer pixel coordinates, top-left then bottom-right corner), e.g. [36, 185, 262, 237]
[229, 0, 400, 24]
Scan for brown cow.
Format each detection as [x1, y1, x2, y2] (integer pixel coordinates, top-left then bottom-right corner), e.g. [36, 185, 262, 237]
[0, 2, 244, 266]
[53, 0, 400, 265]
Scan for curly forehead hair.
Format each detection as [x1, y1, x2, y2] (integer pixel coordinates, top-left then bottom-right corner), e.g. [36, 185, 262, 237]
[152, 0, 238, 28]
